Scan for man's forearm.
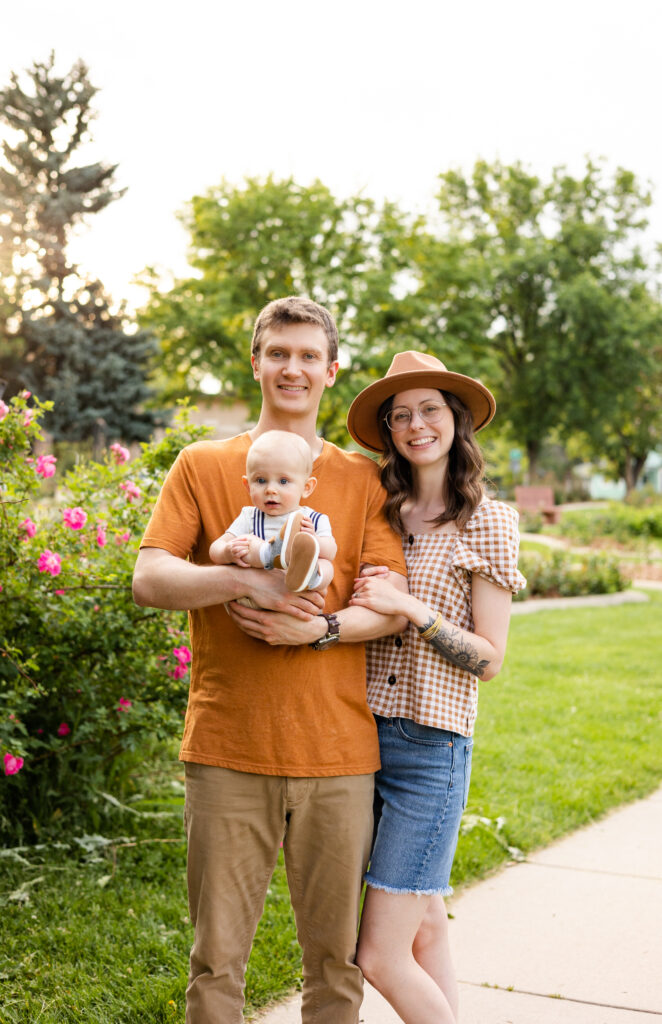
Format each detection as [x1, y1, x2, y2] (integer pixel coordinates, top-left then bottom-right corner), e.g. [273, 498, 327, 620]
[133, 547, 325, 620]
[335, 604, 407, 643]
[132, 548, 250, 610]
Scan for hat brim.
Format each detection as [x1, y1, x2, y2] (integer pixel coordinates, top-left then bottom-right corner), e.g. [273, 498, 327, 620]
[346, 368, 496, 453]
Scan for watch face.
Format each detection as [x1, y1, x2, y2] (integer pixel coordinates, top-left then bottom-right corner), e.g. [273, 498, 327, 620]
[311, 613, 340, 650]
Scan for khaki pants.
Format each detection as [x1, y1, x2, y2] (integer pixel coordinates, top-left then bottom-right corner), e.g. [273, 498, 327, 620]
[184, 763, 374, 1024]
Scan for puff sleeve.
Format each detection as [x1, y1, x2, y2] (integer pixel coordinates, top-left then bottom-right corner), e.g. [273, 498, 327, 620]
[452, 500, 527, 594]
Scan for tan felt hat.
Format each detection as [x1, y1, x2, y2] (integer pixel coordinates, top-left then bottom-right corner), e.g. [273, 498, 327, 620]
[346, 350, 496, 453]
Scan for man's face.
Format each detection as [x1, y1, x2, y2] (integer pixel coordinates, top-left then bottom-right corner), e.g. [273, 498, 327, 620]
[252, 324, 338, 419]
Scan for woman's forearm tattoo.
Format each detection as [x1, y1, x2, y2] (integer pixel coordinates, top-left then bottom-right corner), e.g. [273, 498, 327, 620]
[418, 617, 490, 677]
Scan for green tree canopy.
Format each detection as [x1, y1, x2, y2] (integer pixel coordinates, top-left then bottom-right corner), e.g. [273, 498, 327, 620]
[0, 53, 159, 446]
[141, 163, 661, 486]
[139, 175, 425, 442]
[424, 159, 662, 486]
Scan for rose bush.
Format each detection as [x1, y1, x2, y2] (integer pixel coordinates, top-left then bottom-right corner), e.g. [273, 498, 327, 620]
[0, 392, 211, 841]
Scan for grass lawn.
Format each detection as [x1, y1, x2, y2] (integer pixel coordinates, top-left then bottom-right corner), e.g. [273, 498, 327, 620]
[2, 591, 661, 1022]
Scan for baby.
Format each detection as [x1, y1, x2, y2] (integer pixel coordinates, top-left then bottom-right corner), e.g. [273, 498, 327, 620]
[209, 430, 336, 593]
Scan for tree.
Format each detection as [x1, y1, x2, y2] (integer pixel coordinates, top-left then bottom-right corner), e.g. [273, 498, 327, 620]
[139, 176, 421, 443]
[0, 53, 159, 445]
[26, 282, 160, 456]
[564, 283, 662, 492]
[425, 159, 662, 482]
[141, 163, 662, 479]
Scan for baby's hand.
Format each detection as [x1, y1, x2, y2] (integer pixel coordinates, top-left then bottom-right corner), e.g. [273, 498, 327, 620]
[299, 516, 316, 535]
[359, 563, 391, 580]
[229, 535, 252, 567]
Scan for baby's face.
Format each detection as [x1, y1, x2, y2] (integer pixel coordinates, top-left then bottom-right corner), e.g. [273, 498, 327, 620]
[244, 451, 311, 517]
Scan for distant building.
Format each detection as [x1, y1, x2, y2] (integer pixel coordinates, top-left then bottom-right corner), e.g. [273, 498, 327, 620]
[587, 450, 662, 499]
[185, 399, 252, 439]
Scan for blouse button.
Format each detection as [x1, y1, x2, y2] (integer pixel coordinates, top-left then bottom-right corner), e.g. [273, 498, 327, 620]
[394, 636, 402, 648]
[408, 534, 414, 545]
[387, 674, 397, 686]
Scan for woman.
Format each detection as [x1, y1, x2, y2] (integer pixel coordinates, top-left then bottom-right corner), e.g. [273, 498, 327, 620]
[346, 351, 526, 1024]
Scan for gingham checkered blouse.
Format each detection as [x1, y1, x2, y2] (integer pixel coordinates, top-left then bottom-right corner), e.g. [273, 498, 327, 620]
[366, 500, 526, 737]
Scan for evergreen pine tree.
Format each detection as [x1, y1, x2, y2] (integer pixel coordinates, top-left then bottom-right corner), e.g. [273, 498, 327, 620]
[0, 53, 159, 444]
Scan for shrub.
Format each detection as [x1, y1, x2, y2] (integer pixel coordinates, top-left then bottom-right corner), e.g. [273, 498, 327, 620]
[558, 503, 662, 544]
[518, 509, 544, 534]
[0, 391, 211, 842]
[516, 548, 628, 601]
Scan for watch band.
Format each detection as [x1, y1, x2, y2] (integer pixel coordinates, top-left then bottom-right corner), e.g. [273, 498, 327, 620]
[309, 612, 340, 651]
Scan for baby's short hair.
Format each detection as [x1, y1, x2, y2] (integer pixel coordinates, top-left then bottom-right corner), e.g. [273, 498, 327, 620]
[246, 430, 313, 478]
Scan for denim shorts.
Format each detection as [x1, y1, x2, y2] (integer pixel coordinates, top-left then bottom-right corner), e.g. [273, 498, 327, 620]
[365, 715, 473, 897]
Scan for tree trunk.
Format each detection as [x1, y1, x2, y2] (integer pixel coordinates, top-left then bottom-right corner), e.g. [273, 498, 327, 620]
[525, 439, 540, 483]
[623, 451, 648, 496]
[92, 418, 107, 463]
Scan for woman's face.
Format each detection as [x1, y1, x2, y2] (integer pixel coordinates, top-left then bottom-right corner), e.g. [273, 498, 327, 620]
[388, 388, 455, 469]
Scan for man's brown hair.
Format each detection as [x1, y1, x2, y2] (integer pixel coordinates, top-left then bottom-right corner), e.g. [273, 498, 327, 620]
[251, 297, 339, 364]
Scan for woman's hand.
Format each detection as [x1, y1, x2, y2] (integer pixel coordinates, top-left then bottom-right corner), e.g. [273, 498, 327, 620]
[358, 563, 391, 580]
[350, 575, 408, 617]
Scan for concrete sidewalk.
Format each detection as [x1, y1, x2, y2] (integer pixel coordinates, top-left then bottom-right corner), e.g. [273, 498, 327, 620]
[256, 786, 662, 1023]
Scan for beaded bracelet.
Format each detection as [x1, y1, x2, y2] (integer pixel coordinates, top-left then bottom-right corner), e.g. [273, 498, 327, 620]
[418, 613, 444, 640]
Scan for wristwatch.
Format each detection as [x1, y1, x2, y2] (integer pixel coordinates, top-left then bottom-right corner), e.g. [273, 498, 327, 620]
[309, 612, 340, 651]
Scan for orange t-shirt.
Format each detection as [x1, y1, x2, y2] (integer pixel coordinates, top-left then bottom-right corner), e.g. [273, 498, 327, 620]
[140, 433, 406, 776]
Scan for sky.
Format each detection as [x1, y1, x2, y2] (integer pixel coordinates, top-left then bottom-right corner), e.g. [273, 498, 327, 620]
[2, 0, 661, 308]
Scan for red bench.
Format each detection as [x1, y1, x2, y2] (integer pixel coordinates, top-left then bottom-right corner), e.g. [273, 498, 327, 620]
[515, 486, 561, 525]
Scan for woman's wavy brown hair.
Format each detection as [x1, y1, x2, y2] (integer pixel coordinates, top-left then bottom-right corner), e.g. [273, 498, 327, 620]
[378, 390, 485, 534]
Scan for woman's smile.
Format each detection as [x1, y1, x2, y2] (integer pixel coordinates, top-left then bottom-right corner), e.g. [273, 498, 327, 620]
[407, 435, 437, 449]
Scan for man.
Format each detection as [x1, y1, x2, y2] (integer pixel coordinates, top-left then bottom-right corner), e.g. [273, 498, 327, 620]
[132, 297, 407, 1024]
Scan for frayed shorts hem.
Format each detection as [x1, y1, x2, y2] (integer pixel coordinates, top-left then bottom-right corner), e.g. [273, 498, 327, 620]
[364, 876, 453, 898]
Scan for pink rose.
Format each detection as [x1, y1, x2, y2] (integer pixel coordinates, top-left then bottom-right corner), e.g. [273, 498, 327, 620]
[57, 722, 71, 737]
[35, 454, 57, 478]
[173, 645, 192, 666]
[119, 480, 141, 502]
[3, 753, 24, 776]
[0, 399, 8, 419]
[171, 664, 188, 680]
[96, 525, 107, 547]
[20, 517, 37, 539]
[115, 531, 131, 544]
[63, 507, 88, 530]
[117, 697, 132, 712]
[38, 549, 62, 576]
[110, 443, 130, 465]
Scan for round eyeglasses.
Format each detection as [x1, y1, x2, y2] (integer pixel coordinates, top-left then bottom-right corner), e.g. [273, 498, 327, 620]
[384, 401, 448, 432]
